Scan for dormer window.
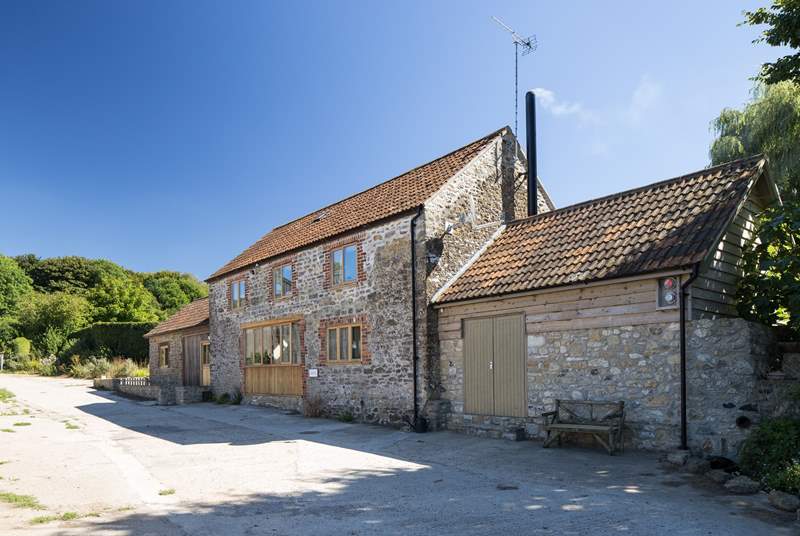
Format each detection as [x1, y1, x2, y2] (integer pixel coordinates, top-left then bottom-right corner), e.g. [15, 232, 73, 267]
[231, 280, 246, 309]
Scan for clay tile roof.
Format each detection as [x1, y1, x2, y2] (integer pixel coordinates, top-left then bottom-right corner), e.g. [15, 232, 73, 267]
[144, 297, 209, 337]
[207, 127, 507, 281]
[435, 156, 767, 304]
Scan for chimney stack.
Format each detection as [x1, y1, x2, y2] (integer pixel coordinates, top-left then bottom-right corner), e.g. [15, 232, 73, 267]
[525, 91, 538, 217]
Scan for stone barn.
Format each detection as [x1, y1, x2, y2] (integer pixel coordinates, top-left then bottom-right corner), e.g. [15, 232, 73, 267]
[144, 297, 211, 404]
[433, 155, 788, 457]
[204, 127, 551, 425]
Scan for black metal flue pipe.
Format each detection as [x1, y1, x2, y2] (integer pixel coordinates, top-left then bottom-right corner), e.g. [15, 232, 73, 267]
[525, 91, 538, 217]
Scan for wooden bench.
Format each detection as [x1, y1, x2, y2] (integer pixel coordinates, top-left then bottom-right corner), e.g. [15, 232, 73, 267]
[541, 399, 625, 455]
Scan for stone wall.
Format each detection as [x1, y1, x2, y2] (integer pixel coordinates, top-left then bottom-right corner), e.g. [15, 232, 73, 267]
[146, 326, 209, 404]
[420, 131, 548, 415]
[438, 298, 787, 456]
[93, 378, 161, 400]
[147, 331, 184, 395]
[209, 215, 417, 425]
[207, 132, 533, 426]
[686, 318, 782, 457]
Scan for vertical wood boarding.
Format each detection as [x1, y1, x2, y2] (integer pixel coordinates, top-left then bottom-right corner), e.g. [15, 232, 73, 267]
[463, 317, 494, 415]
[183, 335, 203, 387]
[244, 366, 304, 396]
[463, 315, 526, 417]
[492, 314, 526, 417]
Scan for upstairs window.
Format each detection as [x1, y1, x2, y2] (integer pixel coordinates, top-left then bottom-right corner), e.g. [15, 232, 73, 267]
[331, 245, 358, 286]
[273, 264, 293, 298]
[159, 344, 170, 368]
[231, 280, 246, 309]
[327, 325, 362, 361]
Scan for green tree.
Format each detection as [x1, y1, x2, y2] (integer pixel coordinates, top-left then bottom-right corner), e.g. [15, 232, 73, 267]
[0, 255, 33, 317]
[744, 0, 800, 85]
[710, 81, 800, 199]
[89, 274, 161, 323]
[737, 203, 800, 332]
[28, 256, 130, 295]
[141, 271, 207, 316]
[12, 253, 40, 278]
[16, 292, 92, 356]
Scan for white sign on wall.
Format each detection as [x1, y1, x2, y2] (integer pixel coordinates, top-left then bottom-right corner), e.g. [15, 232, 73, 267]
[308, 368, 318, 378]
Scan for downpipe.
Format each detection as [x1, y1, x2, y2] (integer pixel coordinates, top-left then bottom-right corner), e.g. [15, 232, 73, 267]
[405, 207, 427, 433]
[679, 264, 700, 450]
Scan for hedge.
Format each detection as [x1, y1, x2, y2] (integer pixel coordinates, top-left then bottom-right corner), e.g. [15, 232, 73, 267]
[65, 322, 157, 362]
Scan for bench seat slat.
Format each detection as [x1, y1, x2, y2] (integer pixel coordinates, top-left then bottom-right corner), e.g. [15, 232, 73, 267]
[545, 423, 615, 432]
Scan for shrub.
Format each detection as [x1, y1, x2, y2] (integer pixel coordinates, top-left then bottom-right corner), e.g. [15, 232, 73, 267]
[337, 412, 354, 423]
[65, 322, 156, 362]
[739, 418, 800, 493]
[11, 337, 31, 358]
[69, 357, 111, 379]
[108, 358, 139, 379]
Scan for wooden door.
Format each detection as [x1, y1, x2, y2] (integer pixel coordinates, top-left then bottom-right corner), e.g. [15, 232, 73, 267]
[464, 317, 494, 415]
[492, 315, 526, 417]
[463, 315, 526, 417]
[183, 335, 203, 387]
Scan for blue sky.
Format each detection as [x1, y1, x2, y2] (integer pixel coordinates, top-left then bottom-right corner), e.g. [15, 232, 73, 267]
[0, 1, 781, 279]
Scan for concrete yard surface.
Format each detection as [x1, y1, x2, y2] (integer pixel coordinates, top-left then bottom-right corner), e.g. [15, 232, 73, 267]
[0, 375, 796, 535]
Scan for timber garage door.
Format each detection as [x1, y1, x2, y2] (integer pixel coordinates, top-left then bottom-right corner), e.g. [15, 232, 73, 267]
[464, 314, 526, 417]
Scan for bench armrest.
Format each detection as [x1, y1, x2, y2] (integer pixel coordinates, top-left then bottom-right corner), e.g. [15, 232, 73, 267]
[541, 410, 557, 425]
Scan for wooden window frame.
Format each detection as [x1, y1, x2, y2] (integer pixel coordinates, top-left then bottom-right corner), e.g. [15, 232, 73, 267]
[200, 341, 211, 366]
[273, 263, 293, 299]
[330, 244, 358, 287]
[231, 279, 247, 309]
[326, 324, 362, 362]
[244, 320, 300, 367]
[158, 343, 170, 368]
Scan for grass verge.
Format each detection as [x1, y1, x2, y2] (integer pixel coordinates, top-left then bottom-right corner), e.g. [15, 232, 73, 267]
[0, 388, 14, 402]
[158, 488, 175, 496]
[0, 492, 44, 510]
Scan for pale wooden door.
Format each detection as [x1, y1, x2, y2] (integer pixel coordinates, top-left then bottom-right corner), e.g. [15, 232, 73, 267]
[492, 314, 526, 417]
[464, 317, 495, 415]
[463, 315, 526, 417]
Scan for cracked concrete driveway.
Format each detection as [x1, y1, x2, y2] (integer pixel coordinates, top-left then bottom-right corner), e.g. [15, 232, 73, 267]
[0, 375, 796, 535]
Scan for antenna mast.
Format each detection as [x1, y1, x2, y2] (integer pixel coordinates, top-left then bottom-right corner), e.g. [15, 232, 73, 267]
[491, 16, 537, 136]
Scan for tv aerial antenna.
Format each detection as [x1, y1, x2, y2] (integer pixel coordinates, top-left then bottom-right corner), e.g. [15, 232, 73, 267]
[491, 16, 537, 136]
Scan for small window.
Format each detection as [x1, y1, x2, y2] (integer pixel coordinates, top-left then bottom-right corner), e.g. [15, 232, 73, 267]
[331, 245, 358, 285]
[244, 322, 299, 365]
[658, 277, 679, 308]
[273, 264, 293, 298]
[326, 325, 362, 361]
[231, 280, 246, 309]
[201, 342, 211, 366]
[159, 344, 170, 368]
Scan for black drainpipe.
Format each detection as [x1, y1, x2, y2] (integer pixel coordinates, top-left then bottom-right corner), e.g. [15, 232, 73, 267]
[525, 91, 538, 217]
[679, 264, 700, 450]
[408, 207, 425, 432]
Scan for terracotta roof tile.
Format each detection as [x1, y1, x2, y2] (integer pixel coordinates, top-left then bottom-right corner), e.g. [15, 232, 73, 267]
[435, 156, 766, 303]
[208, 127, 507, 281]
[144, 297, 209, 337]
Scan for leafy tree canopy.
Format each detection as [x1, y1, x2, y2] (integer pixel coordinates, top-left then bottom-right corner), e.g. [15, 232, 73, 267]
[27, 256, 130, 295]
[140, 271, 207, 316]
[744, 0, 800, 85]
[89, 274, 161, 323]
[0, 255, 33, 318]
[710, 81, 800, 199]
[737, 203, 800, 332]
[16, 292, 92, 356]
